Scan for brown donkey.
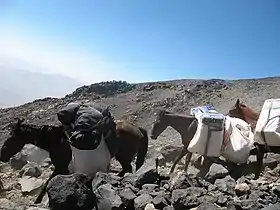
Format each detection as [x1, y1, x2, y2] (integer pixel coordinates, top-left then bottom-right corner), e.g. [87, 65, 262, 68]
[228, 98, 259, 131]
[150, 110, 198, 173]
[228, 98, 280, 178]
[151, 109, 230, 174]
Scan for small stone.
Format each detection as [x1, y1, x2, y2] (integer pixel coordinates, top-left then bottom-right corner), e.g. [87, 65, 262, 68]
[19, 162, 42, 178]
[152, 194, 168, 209]
[41, 158, 52, 167]
[134, 194, 153, 210]
[204, 163, 229, 183]
[95, 183, 122, 209]
[9, 153, 27, 170]
[122, 159, 158, 188]
[0, 162, 10, 172]
[119, 186, 136, 208]
[214, 175, 236, 195]
[169, 171, 187, 190]
[91, 171, 111, 192]
[145, 203, 156, 210]
[235, 183, 250, 196]
[18, 177, 44, 193]
[163, 207, 175, 210]
[139, 184, 159, 194]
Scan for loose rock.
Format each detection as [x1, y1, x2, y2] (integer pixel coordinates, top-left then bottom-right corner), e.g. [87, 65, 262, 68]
[145, 203, 156, 210]
[235, 183, 250, 196]
[19, 162, 42, 178]
[95, 183, 123, 210]
[9, 153, 27, 170]
[204, 163, 229, 183]
[18, 177, 44, 193]
[134, 194, 153, 210]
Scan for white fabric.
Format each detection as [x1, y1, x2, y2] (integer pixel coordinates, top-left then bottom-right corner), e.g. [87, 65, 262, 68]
[69, 136, 111, 178]
[254, 98, 280, 146]
[221, 116, 254, 164]
[190, 105, 218, 117]
[188, 112, 225, 157]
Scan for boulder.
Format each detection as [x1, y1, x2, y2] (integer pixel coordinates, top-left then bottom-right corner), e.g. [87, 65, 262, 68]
[46, 173, 97, 210]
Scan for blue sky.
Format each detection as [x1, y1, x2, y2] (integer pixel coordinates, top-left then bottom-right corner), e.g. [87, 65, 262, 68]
[0, 0, 279, 84]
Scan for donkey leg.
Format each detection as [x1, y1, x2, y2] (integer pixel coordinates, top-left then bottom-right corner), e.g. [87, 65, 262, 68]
[34, 170, 58, 204]
[135, 130, 149, 171]
[118, 163, 132, 177]
[34, 168, 69, 204]
[169, 147, 188, 174]
[183, 152, 193, 172]
[197, 156, 213, 178]
[255, 151, 264, 179]
[115, 152, 133, 177]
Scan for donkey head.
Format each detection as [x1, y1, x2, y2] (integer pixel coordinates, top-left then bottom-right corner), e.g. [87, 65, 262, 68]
[150, 110, 169, 140]
[0, 118, 27, 162]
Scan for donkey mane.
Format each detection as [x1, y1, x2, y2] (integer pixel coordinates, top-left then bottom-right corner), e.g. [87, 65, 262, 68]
[16, 123, 64, 132]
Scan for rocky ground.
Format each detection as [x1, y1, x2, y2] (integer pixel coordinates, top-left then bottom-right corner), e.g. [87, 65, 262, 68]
[0, 77, 280, 209]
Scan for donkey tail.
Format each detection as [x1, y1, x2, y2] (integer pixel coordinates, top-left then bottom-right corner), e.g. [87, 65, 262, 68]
[135, 127, 149, 170]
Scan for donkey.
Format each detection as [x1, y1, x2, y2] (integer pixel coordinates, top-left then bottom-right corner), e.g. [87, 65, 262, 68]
[0, 118, 71, 204]
[150, 110, 197, 173]
[0, 118, 148, 204]
[228, 98, 280, 178]
[150, 109, 226, 174]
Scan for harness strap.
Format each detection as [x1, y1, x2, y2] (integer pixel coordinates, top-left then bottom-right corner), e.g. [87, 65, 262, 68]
[222, 119, 232, 151]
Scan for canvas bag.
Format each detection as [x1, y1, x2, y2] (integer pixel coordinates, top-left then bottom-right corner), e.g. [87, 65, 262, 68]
[57, 102, 118, 153]
[221, 116, 254, 164]
[188, 112, 225, 157]
[254, 98, 280, 146]
[68, 135, 111, 178]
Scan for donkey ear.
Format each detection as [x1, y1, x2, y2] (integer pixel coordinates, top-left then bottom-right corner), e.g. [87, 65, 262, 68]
[236, 99, 240, 106]
[158, 109, 166, 117]
[16, 118, 25, 126]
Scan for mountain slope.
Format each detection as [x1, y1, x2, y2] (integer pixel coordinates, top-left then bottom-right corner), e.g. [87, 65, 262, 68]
[1, 76, 280, 147]
[0, 67, 82, 107]
[1, 76, 280, 208]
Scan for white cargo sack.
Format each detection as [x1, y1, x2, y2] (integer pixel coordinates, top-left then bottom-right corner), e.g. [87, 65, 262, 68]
[221, 116, 254, 164]
[188, 112, 225, 157]
[68, 136, 111, 178]
[254, 98, 280, 146]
